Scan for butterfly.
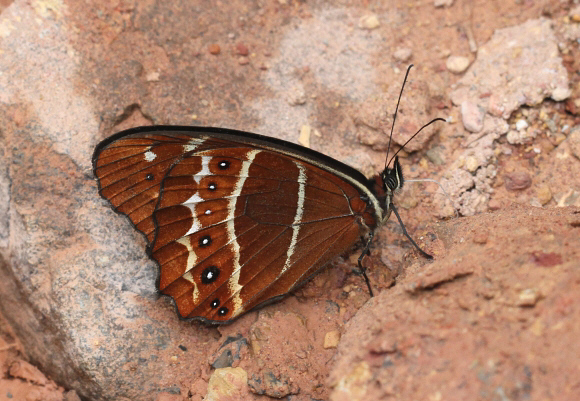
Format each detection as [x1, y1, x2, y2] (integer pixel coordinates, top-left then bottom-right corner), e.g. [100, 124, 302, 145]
[92, 67, 441, 324]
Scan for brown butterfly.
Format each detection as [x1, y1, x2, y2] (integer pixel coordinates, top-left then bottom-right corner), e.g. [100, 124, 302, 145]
[92, 67, 440, 323]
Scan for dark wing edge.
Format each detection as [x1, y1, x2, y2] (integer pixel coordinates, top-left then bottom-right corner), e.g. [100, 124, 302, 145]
[93, 125, 375, 191]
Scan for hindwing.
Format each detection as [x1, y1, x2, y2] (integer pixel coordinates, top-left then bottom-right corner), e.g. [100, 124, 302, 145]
[93, 126, 381, 323]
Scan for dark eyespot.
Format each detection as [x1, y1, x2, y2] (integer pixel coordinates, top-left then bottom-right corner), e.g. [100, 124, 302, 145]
[218, 160, 230, 170]
[199, 235, 212, 247]
[218, 307, 229, 316]
[145, 173, 154, 181]
[210, 299, 220, 308]
[208, 182, 217, 191]
[201, 266, 220, 284]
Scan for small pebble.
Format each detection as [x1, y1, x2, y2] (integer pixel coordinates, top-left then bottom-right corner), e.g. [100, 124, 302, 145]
[323, 331, 341, 349]
[208, 44, 221, 55]
[551, 87, 571, 101]
[238, 56, 250, 65]
[504, 171, 532, 191]
[146, 71, 160, 82]
[434, 0, 454, 7]
[446, 56, 470, 74]
[517, 288, 541, 307]
[562, 125, 570, 134]
[393, 47, 412, 62]
[295, 350, 307, 359]
[236, 43, 249, 56]
[536, 185, 552, 205]
[461, 100, 484, 132]
[299, 125, 311, 148]
[465, 156, 479, 172]
[515, 119, 528, 131]
[358, 14, 380, 30]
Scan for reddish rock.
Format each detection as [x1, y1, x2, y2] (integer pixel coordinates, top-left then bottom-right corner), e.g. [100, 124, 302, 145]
[330, 206, 580, 401]
[505, 171, 532, 191]
[235, 43, 249, 56]
[208, 43, 221, 55]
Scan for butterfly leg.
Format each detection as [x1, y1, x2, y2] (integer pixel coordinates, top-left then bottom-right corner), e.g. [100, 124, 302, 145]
[390, 202, 433, 259]
[357, 232, 375, 297]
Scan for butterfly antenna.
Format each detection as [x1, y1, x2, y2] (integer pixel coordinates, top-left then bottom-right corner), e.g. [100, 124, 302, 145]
[387, 117, 447, 168]
[385, 64, 415, 169]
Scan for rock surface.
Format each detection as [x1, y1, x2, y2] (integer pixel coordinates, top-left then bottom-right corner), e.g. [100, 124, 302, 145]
[329, 205, 580, 401]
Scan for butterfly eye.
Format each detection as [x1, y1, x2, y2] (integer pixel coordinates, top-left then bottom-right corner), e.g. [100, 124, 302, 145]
[145, 173, 154, 181]
[218, 160, 230, 170]
[385, 176, 398, 190]
[201, 265, 220, 284]
[199, 235, 212, 247]
[210, 299, 220, 308]
[208, 182, 217, 191]
[218, 307, 229, 316]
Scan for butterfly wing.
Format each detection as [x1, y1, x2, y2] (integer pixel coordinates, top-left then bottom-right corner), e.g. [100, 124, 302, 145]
[93, 126, 383, 323]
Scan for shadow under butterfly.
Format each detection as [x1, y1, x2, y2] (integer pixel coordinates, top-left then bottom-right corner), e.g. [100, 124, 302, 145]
[92, 65, 445, 324]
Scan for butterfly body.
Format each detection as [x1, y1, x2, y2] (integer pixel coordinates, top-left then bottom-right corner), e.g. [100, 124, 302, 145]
[93, 125, 405, 323]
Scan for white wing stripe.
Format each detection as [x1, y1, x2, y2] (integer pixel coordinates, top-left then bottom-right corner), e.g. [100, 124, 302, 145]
[227, 149, 261, 315]
[280, 161, 306, 276]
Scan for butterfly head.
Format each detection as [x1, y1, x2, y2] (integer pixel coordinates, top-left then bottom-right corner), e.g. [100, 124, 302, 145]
[380, 155, 404, 193]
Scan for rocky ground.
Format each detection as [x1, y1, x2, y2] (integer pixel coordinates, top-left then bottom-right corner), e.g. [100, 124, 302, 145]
[0, 0, 579, 400]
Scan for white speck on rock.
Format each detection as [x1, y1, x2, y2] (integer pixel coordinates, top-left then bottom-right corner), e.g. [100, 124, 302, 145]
[515, 119, 528, 131]
[465, 156, 479, 173]
[551, 87, 571, 102]
[393, 47, 412, 62]
[446, 56, 470, 74]
[434, 0, 454, 7]
[358, 14, 380, 30]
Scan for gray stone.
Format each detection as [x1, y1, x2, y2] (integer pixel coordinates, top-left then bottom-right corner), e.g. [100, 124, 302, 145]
[451, 18, 570, 119]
